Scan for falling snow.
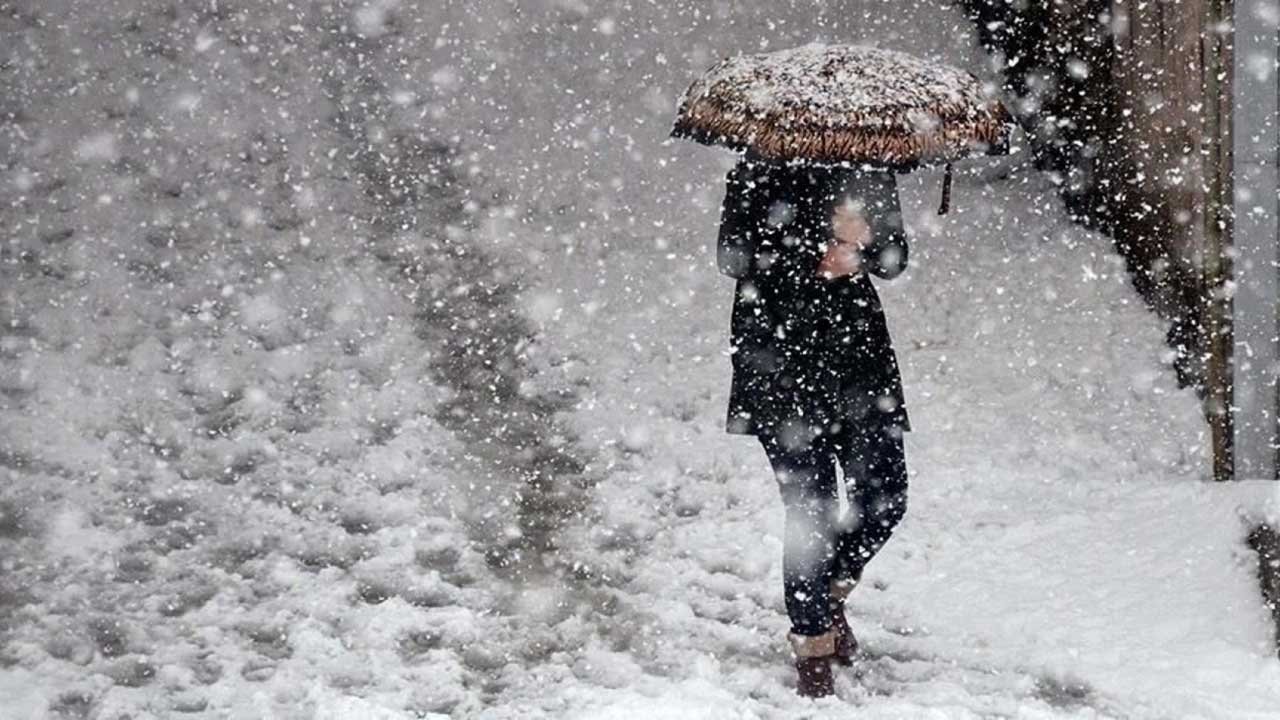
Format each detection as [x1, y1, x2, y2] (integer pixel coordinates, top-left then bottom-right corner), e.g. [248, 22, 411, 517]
[1, 1, 1278, 719]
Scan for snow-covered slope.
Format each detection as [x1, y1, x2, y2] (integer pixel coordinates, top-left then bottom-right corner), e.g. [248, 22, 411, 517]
[522, 163, 1280, 718]
[2, 1, 1277, 718]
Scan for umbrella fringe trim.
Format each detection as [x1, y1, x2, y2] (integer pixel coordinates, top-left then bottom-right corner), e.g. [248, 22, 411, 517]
[672, 94, 1012, 165]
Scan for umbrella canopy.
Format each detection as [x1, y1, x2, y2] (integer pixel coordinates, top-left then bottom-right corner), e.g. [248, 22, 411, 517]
[671, 43, 1013, 168]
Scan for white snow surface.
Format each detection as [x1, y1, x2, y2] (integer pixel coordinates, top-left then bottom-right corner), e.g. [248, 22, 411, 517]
[518, 166, 1280, 719]
[1, 1, 1278, 719]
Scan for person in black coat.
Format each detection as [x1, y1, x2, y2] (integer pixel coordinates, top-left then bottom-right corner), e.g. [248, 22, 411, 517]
[717, 153, 910, 697]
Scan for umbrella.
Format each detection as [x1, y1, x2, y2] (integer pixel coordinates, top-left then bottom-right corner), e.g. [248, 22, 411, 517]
[671, 43, 1014, 211]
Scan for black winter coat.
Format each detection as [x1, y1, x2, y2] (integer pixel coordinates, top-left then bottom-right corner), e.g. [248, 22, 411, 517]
[718, 158, 911, 439]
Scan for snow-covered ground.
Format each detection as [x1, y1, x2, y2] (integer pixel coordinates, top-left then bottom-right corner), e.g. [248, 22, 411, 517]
[520, 163, 1280, 718]
[2, 1, 1278, 718]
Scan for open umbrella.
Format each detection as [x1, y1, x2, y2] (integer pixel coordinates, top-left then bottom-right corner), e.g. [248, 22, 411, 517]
[671, 43, 1014, 211]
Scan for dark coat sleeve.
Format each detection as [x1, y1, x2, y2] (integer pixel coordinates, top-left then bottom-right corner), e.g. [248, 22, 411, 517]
[848, 172, 909, 280]
[716, 162, 766, 279]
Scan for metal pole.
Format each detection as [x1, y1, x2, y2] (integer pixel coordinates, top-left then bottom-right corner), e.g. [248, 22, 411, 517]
[1232, 0, 1280, 481]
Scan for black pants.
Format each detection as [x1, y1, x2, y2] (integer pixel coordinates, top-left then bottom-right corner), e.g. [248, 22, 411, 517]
[759, 424, 908, 636]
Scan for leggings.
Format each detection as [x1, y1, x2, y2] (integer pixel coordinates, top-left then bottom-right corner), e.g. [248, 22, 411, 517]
[759, 424, 908, 636]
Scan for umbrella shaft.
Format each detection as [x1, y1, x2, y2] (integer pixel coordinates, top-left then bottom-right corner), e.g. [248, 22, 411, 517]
[938, 163, 953, 215]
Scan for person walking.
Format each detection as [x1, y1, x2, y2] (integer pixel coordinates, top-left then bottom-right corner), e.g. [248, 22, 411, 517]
[717, 153, 911, 698]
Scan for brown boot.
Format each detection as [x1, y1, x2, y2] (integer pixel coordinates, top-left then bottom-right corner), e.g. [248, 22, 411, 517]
[788, 629, 837, 698]
[829, 578, 859, 667]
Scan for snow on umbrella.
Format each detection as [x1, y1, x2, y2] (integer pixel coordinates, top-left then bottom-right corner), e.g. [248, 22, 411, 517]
[671, 44, 1013, 210]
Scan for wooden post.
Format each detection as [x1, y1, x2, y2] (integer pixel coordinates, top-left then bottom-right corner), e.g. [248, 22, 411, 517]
[1203, 0, 1235, 481]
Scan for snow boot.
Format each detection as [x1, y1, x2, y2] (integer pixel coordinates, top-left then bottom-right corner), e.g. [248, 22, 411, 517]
[829, 577, 859, 666]
[788, 629, 837, 698]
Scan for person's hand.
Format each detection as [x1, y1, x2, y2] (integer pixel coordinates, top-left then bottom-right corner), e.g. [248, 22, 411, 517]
[817, 242, 860, 279]
[818, 201, 871, 279]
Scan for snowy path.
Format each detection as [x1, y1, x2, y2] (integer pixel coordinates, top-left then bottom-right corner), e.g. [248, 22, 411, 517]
[510, 166, 1280, 718]
[4, 1, 1279, 717]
